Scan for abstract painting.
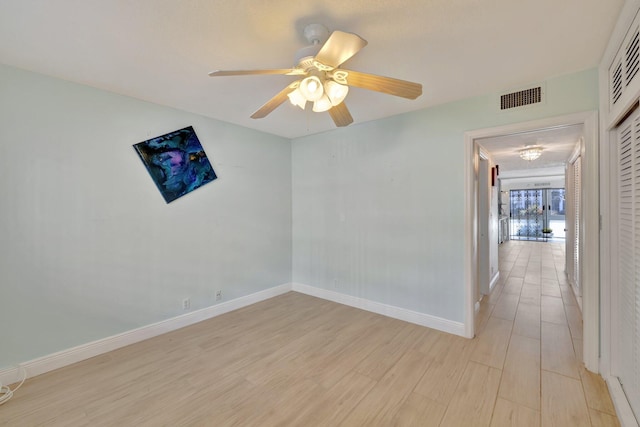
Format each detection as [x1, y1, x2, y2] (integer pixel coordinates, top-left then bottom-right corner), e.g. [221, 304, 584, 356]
[133, 126, 217, 203]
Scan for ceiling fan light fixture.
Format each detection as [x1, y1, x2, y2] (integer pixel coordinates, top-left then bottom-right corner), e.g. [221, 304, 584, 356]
[287, 88, 306, 109]
[324, 80, 349, 106]
[209, 25, 423, 128]
[299, 76, 324, 102]
[519, 145, 543, 161]
[312, 94, 333, 112]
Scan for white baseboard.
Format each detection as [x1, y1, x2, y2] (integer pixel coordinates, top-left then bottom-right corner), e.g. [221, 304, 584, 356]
[0, 282, 469, 387]
[606, 376, 639, 427]
[291, 283, 466, 337]
[489, 271, 500, 292]
[0, 283, 293, 386]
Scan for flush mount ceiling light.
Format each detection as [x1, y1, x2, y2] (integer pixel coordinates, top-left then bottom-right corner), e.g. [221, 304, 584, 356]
[519, 145, 543, 161]
[208, 23, 422, 128]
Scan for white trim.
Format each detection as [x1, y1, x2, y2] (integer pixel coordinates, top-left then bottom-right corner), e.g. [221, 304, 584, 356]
[464, 111, 600, 371]
[600, 122, 614, 378]
[291, 283, 466, 337]
[606, 376, 640, 427]
[477, 154, 491, 297]
[489, 271, 500, 292]
[568, 138, 582, 164]
[465, 112, 596, 140]
[599, 59, 613, 379]
[0, 281, 469, 387]
[582, 112, 600, 373]
[464, 132, 477, 338]
[571, 282, 583, 311]
[0, 283, 293, 386]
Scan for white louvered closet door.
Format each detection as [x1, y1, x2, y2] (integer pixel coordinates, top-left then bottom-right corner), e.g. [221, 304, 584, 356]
[616, 107, 640, 418]
[573, 156, 581, 293]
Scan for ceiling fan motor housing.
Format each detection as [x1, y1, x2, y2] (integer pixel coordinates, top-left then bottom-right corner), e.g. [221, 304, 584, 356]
[303, 23, 329, 45]
[294, 45, 322, 69]
[294, 24, 330, 68]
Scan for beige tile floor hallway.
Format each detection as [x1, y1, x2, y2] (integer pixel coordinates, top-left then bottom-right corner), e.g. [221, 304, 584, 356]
[477, 240, 620, 426]
[1, 241, 619, 426]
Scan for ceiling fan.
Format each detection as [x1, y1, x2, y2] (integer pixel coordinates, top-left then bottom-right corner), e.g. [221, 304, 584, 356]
[208, 24, 423, 128]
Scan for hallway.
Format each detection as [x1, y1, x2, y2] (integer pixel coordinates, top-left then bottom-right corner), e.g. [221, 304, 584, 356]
[477, 240, 618, 426]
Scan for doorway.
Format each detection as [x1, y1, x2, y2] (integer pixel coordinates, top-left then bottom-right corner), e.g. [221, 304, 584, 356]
[463, 111, 599, 373]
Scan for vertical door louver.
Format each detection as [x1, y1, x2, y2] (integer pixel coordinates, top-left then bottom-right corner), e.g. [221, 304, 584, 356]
[615, 108, 640, 420]
[565, 153, 581, 292]
[573, 156, 581, 291]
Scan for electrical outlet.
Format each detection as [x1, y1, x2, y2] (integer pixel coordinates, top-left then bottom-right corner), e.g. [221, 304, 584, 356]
[215, 290, 222, 301]
[182, 298, 190, 310]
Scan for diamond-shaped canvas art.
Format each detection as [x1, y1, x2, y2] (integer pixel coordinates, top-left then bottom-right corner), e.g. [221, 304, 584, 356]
[133, 126, 217, 203]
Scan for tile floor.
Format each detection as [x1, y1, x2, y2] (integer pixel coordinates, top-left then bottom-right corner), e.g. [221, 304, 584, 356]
[477, 239, 619, 426]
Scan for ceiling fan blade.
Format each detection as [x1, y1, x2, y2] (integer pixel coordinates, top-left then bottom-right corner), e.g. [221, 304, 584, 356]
[209, 69, 306, 77]
[314, 31, 368, 69]
[250, 82, 299, 119]
[333, 69, 422, 99]
[328, 102, 354, 127]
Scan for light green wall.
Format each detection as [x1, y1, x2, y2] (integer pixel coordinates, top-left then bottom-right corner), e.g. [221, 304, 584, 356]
[292, 68, 598, 322]
[0, 64, 292, 370]
[0, 64, 599, 370]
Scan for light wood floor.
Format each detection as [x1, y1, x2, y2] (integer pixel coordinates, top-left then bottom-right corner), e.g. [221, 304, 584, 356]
[1, 241, 619, 426]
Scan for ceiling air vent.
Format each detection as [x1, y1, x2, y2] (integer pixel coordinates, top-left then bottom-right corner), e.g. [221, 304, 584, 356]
[625, 28, 639, 86]
[500, 86, 542, 110]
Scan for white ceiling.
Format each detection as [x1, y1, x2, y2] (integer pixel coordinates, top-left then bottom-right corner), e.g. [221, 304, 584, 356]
[0, 1, 624, 139]
[477, 124, 584, 178]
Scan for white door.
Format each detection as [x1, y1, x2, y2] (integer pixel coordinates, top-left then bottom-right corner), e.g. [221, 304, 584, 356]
[566, 155, 581, 298]
[613, 106, 640, 420]
[478, 156, 490, 296]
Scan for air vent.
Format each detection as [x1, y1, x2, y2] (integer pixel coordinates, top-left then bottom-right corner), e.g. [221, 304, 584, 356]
[612, 60, 623, 104]
[609, 10, 640, 109]
[500, 87, 542, 110]
[626, 28, 639, 86]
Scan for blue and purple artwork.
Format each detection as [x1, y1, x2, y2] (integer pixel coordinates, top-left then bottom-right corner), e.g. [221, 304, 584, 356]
[133, 126, 217, 203]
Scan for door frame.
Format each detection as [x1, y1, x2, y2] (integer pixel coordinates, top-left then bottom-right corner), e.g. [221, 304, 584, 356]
[463, 111, 599, 372]
[477, 152, 491, 297]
